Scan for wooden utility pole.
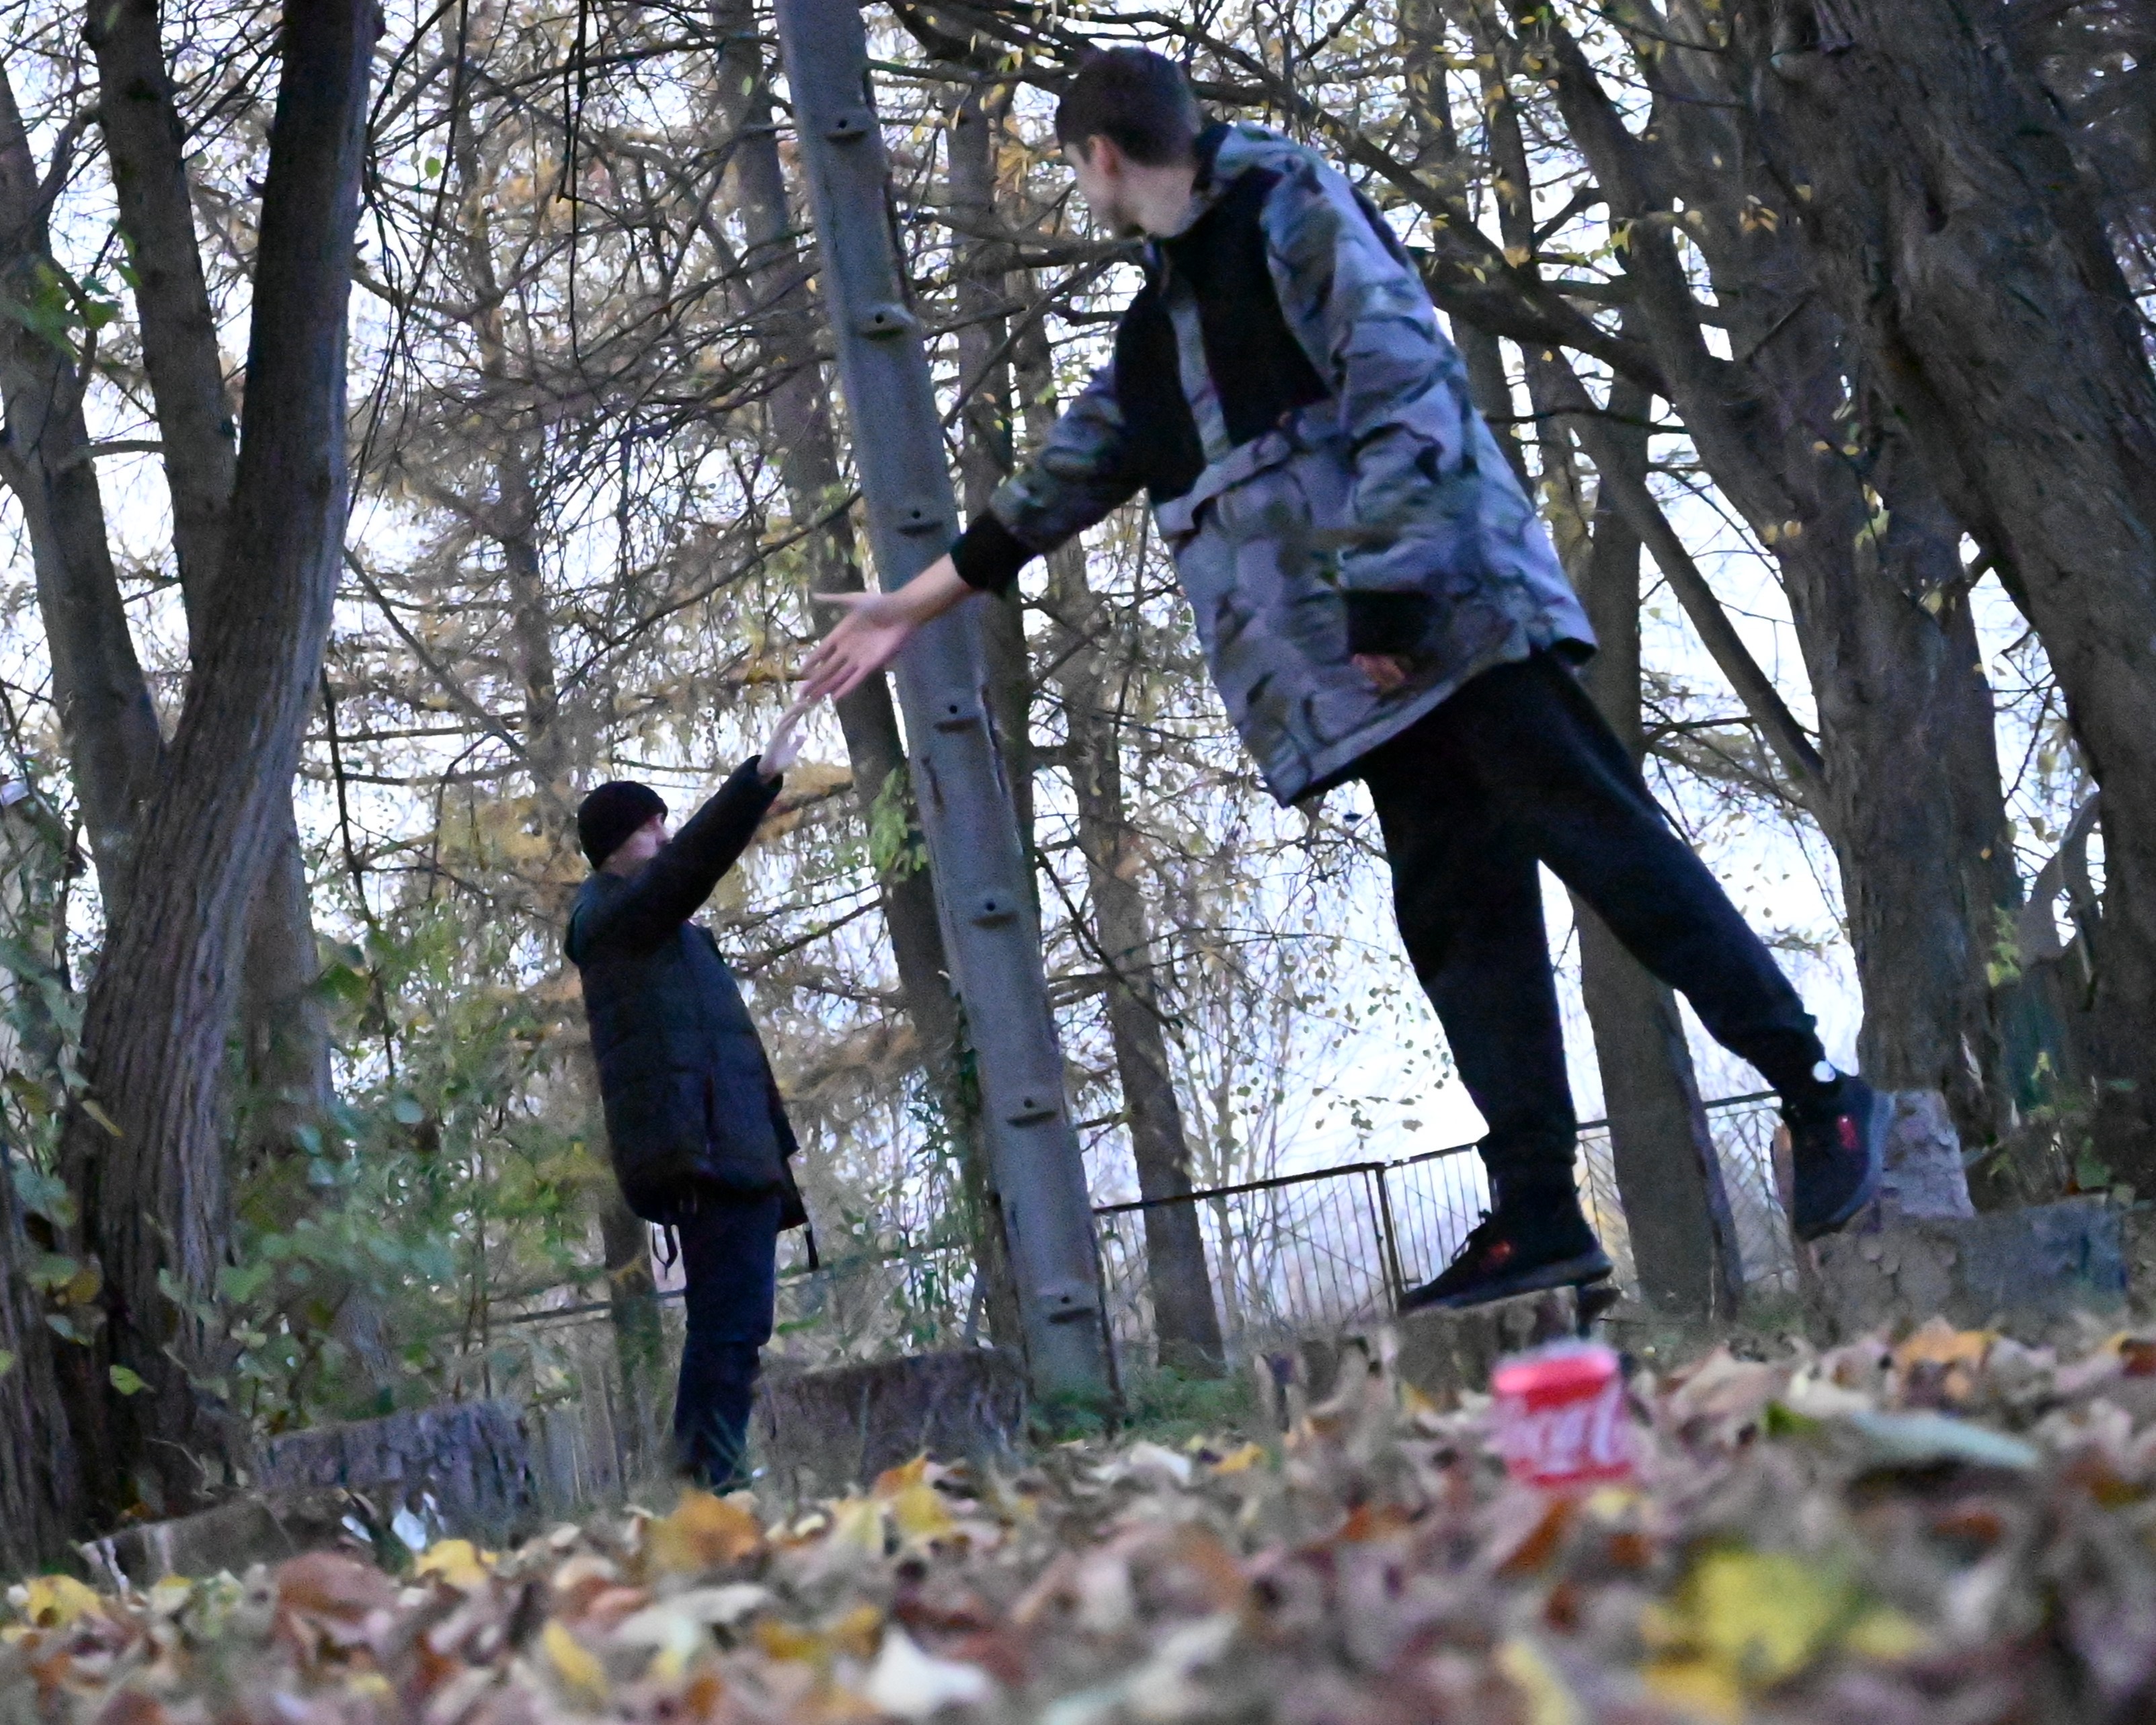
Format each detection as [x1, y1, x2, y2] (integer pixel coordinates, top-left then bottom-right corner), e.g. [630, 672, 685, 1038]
[771, 0, 1114, 1412]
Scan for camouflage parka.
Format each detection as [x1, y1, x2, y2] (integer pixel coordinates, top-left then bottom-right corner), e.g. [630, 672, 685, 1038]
[949, 122, 1594, 805]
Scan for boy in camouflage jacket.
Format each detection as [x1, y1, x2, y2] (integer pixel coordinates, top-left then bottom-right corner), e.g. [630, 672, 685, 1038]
[805, 48, 1886, 1310]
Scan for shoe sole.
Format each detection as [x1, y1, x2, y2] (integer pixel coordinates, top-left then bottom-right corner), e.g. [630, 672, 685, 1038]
[1398, 1249, 1615, 1315]
[1793, 1084, 1890, 1242]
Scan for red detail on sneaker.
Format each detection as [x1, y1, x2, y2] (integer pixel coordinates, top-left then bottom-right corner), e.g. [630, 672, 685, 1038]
[1483, 1240, 1515, 1267]
[1837, 1116, 1859, 1154]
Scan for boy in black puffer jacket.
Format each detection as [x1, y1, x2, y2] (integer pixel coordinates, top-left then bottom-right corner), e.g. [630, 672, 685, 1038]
[567, 698, 811, 1490]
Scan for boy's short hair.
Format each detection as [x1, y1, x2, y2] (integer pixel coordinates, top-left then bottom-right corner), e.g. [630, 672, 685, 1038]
[1055, 48, 1203, 166]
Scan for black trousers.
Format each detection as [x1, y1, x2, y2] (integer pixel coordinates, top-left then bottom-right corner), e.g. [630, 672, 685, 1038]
[674, 1189, 780, 1490]
[1358, 653, 1827, 1194]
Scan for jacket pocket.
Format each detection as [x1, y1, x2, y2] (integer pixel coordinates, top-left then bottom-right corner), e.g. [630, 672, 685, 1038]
[1154, 428, 1297, 545]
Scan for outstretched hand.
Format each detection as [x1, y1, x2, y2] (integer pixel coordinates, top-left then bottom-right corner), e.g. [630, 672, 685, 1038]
[799, 555, 976, 702]
[800, 589, 922, 703]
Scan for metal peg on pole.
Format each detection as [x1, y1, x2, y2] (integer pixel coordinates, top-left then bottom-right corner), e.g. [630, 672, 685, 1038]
[772, 0, 1114, 1412]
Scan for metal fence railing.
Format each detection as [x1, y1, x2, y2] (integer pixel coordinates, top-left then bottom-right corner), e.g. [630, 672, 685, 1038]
[1094, 1092, 1792, 1367]
[468, 1092, 1792, 1497]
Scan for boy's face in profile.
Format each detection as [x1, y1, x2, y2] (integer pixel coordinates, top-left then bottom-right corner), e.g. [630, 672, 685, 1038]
[1063, 136, 1142, 237]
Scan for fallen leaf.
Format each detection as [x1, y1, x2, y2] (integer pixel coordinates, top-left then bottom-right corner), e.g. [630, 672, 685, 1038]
[830, 1601, 884, 1660]
[1677, 1548, 1849, 1685]
[1643, 1654, 1745, 1723]
[542, 1619, 607, 1703]
[648, 1488, 764, 1573]
[1893, 1319, 1993, 1373]
[888, 1479, 957, 1543]
[861, 1626, 996, 1718]
[1122, 1441, 1194, 1487]
[413, 1539, 493, 1590]
[873, 1454, 930, 1498]
[1842, 1606, 1932, 1662]
[1845, 1408, 2040, 1471]
[1496, 1636, 1581, 1725]
[276, 1552, 397, 1621]
[13, 1576, 104, 1630]
[755, 1618, 825, 1663]
[829, 1495, 886, 1556]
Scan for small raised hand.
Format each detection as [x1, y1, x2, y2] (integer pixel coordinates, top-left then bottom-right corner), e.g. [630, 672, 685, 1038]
[759, 694, 815, 781]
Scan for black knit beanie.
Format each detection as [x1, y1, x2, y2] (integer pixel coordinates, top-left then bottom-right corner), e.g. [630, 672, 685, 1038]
[577, 780, 667, 867]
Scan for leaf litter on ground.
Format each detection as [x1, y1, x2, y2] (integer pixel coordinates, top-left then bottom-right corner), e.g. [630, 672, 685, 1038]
[10, 1315, 2156, 1722]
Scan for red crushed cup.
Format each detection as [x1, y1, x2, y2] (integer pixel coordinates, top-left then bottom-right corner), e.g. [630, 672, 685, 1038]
[1490, 1340, 1636, 1488]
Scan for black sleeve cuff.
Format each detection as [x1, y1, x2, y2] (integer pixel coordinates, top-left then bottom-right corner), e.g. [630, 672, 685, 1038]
[1343, 590, 1433, 657]
[734, 756, 783, 800]
[949, 512, 1037, 594]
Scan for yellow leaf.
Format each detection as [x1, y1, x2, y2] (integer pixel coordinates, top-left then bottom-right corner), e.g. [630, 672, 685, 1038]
[1686, 1550, 1847, 1684]
[830, 1495, 887, 1556]
[1843, 1607, 1931, 1662]
[887, 1480, 956, 1543]
[1211, 1443, 1269, 1474]
[830, 1601, 884, 1660]
[81, 1099, 122, 1138]
[1496, 1637, 1581, 1725]
[414, 1538, 493, 1589]
[17, 1574, 104, 1629]
[543, 1619, 608, 1703]
[755, 1617, 824, 1662]
[146, 1576, 194, 1615]
[1892, 1320, 1992, 1373]
[1643, 1656, 1745, 1723]
[649, 1488, 764, 1574]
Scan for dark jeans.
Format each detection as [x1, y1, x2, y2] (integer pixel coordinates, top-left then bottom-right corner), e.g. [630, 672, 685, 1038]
[1359, 653, 1827, 1196]
[674, 1189, 780, 1490]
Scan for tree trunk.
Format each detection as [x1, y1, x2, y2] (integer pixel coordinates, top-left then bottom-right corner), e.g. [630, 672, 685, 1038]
[0, 1159, 77, 1572]
[57, 0, 374, 1521]
[237, 821, 333, 1159]
[1043, 543, 1226, 1373]
[0, 67, 164, 920]
[1453, 36, 1743, 1314]
[944, 80, 1035, 854]
[598, 1191, 664, 1472]
[1510, 0, 2024, 1156]
[715, 1, 1018, 1345]
[1565, 378, 1745, 1318]
[1741, 0, 2156, 1182]
[92, 0, 331, 1154]
[1016, 312, 1224, 1373]
[91, 0, 341, 1361]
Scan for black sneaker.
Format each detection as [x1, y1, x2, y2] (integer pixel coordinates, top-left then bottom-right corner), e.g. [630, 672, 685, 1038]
[1786, 1073, 1889, 1241]
[1398, 1201, 1612, 1314]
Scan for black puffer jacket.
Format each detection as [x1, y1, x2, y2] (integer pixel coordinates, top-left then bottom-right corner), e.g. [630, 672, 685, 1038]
[566, 759, 803, 1226]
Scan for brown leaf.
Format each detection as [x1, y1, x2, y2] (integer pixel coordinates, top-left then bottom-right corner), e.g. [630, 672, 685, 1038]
[647, 1490, 764, 1575]
[276, 1550, 398, 1621]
